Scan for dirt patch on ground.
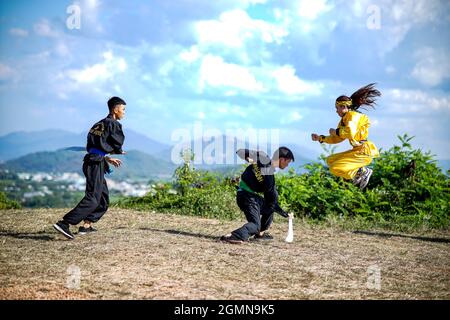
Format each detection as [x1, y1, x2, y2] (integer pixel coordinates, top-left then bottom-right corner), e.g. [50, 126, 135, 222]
[0, 209, 449, 299]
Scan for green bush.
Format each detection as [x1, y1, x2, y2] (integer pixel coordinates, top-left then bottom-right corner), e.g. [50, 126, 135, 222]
[117, 136, 449, 230]
[368, 134, 449, 228]
[116, 149, 241, 219]
[0, 191, 21, 209]
[277, 134, 449, 230]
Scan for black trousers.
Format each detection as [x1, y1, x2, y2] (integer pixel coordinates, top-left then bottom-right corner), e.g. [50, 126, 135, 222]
[231, 190, 274, 241]
[63, 154, 109, 225]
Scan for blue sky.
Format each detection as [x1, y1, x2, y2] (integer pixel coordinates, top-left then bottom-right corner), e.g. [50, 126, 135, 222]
[0, 0, 449, 159]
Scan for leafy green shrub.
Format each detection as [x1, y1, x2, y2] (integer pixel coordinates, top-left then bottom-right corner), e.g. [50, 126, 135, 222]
[0, 191, 21, 209]
[117, 149, 241, 219]
[368, 134, 449, 228]
[277, 134, 449, 229]
[118, 136, 449, 230]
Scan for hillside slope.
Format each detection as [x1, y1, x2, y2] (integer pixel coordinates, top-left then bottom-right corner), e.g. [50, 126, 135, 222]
[0, 129, 169, 162]
[0, 149, 176, 180]
[0, 209, 449, 300]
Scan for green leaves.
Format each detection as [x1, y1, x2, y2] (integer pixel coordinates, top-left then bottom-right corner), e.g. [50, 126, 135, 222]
[276, 134, 449, 230]
[118, 134, 449, 230]
[0, 192, 21, 209]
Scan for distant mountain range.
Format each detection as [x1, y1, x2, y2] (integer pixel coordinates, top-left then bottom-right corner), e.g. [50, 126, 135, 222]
[0, 130, 318, 180]
[2, 129, 446, 179]
[0, 149, 176, 181]
[163, 134, 317, 167]
[0, 129, 318, 164]
[0, 130, 84, 162]
[0, 129, 169, 162]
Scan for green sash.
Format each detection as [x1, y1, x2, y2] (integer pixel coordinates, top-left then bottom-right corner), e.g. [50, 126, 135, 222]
[239, 179, 258, 194]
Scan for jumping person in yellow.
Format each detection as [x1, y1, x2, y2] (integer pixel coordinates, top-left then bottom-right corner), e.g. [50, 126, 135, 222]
[311, 83, 381, 189]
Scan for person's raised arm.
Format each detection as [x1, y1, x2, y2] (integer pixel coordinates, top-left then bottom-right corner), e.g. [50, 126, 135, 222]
[263, 174, 288, 218]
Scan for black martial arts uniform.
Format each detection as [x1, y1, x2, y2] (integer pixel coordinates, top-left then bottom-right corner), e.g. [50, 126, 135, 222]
[63, 114, 125, 225]
[232, 149, 288, 241]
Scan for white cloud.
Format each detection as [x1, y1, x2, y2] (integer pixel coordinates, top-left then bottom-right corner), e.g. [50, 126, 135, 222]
[215, 105, 248, 118]
[199, 55, 264, 92]
[68, 64, 109, 83]
[270, 3, 336, 65]
[103, 51, 113, 60]
[379, 24, 410, 55]
[34, 19, 58, 37]
[197, 111, 206, 120]
[272, 65, 323, 95]
[86, 0, 99, 9]
[230, 105, 248, 118]
[158, 61, 174, 77]
[297, 0, 332, 20]
[179, 46, 201, 63]
[9, 28, 28, 37]
[245, 0, 267, 4]
[391, 0, 440, 24]
[195, 9, 288, 48]
[386, 88, 450, 113]
[350, 0, 441, 25]
[66, 51, 127, 84]
[281, 110, 304, 124]
[350, 0, 444, 55]
[186, 52, 324, 97]
[411, 47, 450, 87]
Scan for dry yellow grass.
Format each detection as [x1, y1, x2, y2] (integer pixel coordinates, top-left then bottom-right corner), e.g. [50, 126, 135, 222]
[0, 208, 449, 300]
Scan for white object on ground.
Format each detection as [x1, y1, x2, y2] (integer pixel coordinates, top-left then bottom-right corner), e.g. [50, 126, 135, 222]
[285, 213, 294, 243]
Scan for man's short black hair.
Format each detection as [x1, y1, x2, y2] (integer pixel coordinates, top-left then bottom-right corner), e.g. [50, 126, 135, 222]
[108, 96, 126, 112]
[272, 146, 295, 161]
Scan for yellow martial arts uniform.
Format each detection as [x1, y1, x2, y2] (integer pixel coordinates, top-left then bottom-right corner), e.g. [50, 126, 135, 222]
[319, 111, 379, 180]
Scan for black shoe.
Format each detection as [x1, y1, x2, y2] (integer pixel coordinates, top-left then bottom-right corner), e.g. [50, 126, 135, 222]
[78, 226, 97, 235]
[220, 234, 244, 244]
[254, 232, 274, 241]
[53, 221, 74, 240]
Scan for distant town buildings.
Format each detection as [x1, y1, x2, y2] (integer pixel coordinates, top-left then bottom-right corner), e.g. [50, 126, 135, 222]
[14, 172, 153, 198]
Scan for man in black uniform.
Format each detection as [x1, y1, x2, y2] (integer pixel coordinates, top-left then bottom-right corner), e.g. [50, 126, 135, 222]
[221, 146, 294, 244]
[53, 97, 126, 239]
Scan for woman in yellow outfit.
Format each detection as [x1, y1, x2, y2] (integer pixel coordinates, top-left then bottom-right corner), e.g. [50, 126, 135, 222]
[311, 83, 381, 189]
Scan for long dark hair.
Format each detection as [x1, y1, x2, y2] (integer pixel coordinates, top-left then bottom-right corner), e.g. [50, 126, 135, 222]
[336, 83, 381, 111]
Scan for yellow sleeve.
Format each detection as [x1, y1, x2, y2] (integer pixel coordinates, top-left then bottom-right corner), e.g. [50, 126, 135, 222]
[318, 118, 346, 144]
[337, 112, 360, 140]
[319, 134, 345, 144]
